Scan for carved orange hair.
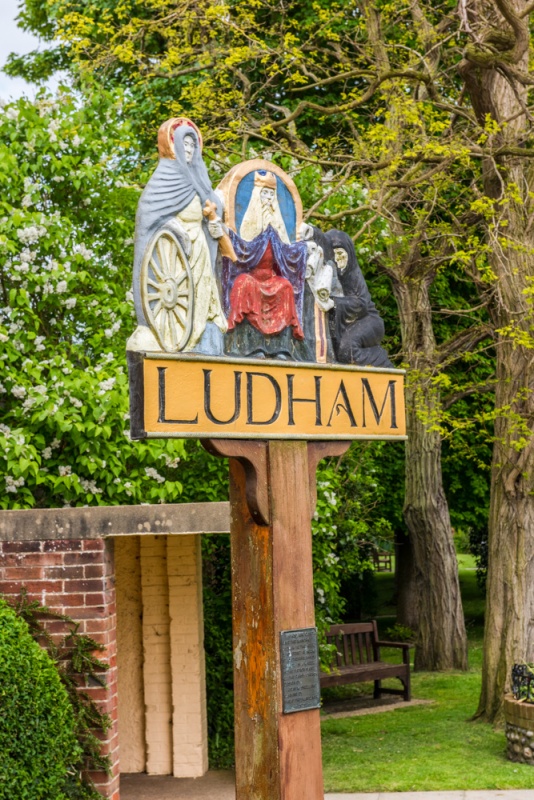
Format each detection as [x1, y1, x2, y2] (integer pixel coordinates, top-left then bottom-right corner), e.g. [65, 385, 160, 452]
[157, 117, 203, 159]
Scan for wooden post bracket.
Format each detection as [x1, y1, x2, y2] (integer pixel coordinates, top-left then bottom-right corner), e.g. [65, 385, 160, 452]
[202, 439, 351, 524]
[202, 439, 270, 525]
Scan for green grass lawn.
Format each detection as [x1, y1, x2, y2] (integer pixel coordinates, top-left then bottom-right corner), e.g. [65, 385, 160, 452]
[320, 554, 534, 792]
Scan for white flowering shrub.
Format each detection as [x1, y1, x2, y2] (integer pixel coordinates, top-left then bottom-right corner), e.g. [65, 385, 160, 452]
[0, 89, 186, 509]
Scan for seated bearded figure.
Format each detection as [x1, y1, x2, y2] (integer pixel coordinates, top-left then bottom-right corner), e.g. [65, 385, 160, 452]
[227, 239, 304, 340]
[223, 170, 311, 360]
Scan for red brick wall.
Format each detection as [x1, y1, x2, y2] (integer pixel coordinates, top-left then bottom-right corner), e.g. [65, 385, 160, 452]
[0, 538, 119, 800]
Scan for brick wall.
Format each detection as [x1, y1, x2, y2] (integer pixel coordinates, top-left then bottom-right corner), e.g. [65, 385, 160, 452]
[0, 538, 119, 800]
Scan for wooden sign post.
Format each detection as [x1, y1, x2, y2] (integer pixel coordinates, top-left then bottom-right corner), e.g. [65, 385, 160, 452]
[203, 439, 349, 799]
[127, 120, 406, 799]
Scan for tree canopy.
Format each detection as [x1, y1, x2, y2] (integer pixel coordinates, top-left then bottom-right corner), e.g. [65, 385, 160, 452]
[5, 0, 534, 718]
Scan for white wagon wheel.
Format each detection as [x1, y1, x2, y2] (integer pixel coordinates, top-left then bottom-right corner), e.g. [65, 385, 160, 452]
[140, 224, 194, 352]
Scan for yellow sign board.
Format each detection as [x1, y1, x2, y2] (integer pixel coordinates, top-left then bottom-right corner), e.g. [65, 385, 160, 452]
[128, 353, 406, 441]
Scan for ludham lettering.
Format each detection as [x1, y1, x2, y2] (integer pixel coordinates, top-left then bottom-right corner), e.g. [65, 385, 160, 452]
[139, 356, 405, 441]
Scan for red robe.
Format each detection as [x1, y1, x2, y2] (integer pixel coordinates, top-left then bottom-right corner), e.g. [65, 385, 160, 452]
[227, 242, 304, 339]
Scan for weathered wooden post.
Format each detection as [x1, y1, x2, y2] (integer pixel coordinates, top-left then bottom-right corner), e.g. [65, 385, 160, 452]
[127, 118, 406, 799]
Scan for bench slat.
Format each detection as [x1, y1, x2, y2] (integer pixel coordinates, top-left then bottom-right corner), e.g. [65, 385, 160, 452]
[357, 633, 363, 663]
[350, 633, 357, 665]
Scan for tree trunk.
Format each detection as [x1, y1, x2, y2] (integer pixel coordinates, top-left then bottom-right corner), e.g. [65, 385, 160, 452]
[393, 276, 468, 670]
[477, 343, 534, 721]
[476, 140, 534, 722]
[460, 0, 534, 721]
[395, 530, 420, 631]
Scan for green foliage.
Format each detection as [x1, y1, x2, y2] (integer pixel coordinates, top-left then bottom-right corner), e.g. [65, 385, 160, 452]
[313, 441, 399, 635]
[201, 535, 234, 768]
[0, 89, 188, 509]
[0, 596, 93, 800]
[385, 623, 416, 643]
[12, 591, 111, 786]
[468, 526, 488, 590]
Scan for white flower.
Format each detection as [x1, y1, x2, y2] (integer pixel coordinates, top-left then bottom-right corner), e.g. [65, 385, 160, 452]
[82, 157, 92, 167]
[12, 385, 27, 398]
[34, 335, 45, 351]
[6, 107, 19, 120]
[162, 454, 180, 468]
[42, 447, 52, 459]
[64, 297, 77, 309]
[145, 466, 165, 483]
[80, 477, 101, 494]
[17, 225, 46, 245]
[5, 475, 24, 493]
[104, 320, 121, 338]
[0, 333, 8, 343]
[56, 280, 68, 293]
[125, 289, 134, 303]
[76, 243, 92, 261]
[58, 466, 72, 476]
[51, 438, 61, 449]
[0, 384, 5, 393]
[19, 249, 35, 264]
[72, 134, 82, 148]
[22, 195, 33, 208]
[0, 424, 11, 436]
[98, 377, 116, 395]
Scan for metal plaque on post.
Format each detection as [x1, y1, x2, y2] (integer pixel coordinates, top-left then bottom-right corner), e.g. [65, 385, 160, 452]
[280, 627, 321, 714]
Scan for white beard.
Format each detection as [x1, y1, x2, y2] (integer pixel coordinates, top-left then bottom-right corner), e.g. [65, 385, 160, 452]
[239, 185, 291, 244]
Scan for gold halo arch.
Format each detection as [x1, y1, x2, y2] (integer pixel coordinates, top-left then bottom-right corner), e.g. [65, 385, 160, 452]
[216, 159, 303, 242]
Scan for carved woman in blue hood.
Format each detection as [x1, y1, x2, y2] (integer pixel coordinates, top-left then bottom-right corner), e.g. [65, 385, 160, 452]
[129, 118, 227, 354]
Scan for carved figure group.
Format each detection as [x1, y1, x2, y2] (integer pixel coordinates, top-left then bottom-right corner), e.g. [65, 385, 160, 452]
[127, 118, 393, 370]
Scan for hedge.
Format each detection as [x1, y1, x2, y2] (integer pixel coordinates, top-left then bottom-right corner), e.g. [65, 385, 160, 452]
[0, 598, 85, 800]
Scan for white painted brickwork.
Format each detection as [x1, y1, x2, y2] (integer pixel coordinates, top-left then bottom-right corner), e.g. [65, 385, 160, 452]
[168, 535, 208, 777]
[116, 534, 208, 779]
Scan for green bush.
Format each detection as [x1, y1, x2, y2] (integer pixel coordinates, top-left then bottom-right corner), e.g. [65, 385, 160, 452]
[0, 598, 87, 800]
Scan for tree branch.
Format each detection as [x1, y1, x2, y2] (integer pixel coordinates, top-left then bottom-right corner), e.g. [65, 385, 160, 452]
[437, 324, 492, 365]
[442, 380, 497, 410]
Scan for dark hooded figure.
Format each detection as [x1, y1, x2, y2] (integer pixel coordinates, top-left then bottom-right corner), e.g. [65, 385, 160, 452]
[325, 229, 393, 368]
[131, 119, 227, 354]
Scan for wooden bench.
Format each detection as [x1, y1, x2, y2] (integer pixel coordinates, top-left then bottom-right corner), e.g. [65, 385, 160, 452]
[320, 621, 411, 701]
[373, 549, 392, 572]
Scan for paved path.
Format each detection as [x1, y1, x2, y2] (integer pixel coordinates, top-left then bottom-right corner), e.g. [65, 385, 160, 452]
[328, 793, 534, 799]
[121, 774, 534, 800]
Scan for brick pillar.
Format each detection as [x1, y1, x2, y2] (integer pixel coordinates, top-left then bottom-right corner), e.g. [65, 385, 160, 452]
[0, 538, 120, 800]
